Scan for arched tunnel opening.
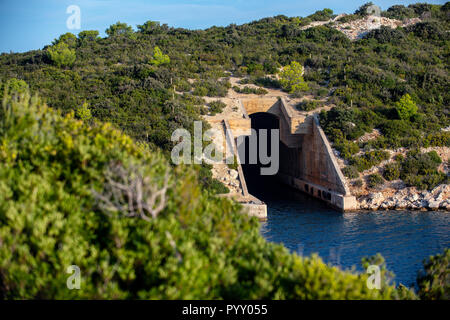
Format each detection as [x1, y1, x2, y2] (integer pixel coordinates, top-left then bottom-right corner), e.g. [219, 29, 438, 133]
[237, 112, 331, 208]
[238, 113, 292, 201]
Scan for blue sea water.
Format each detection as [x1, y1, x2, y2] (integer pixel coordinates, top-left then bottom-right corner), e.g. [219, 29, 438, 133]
[258, 184, 450, 287]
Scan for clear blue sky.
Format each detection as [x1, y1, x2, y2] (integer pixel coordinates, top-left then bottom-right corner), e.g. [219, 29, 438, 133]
[0, 0, 445, 53]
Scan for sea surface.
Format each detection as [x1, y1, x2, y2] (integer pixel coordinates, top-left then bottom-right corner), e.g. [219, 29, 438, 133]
[256, 180, 450, 287]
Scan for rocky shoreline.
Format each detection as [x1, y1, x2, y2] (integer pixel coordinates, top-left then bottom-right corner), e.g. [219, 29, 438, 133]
[358, 184, 449, 211]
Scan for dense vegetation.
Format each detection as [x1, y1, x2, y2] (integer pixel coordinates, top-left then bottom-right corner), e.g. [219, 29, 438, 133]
[0, 3, 447, 156]
[0, 2, 448, 299]
[417, 249, 450, 300]
[0, 88, 414, 299]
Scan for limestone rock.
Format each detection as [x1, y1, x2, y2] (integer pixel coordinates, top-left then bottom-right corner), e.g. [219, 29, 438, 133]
[366, 192, 384, 210]
[428, 199, 441, 210]
[228, 169, 239, 180]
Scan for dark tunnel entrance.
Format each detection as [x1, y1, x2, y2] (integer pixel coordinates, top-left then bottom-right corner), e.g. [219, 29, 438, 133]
[238, 112, 331, 209]
[239, 112, 285, 200]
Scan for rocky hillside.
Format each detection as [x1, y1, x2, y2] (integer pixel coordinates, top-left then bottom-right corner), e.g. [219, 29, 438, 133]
[333, 15, 421, 40]
[300, 13, 422, 40]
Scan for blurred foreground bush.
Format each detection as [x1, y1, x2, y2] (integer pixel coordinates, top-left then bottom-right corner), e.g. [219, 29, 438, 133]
[0, 87, 408, 299]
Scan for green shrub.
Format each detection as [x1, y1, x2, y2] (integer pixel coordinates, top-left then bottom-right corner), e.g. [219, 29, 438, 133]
[379, 119, 414, 139]
[417, 249, 450, 300]
[254, 77, 281, 89]
[367, 173, 384, 188]
[343, 165, 359, 179]
[0, 89, 404, 299]
[52, 33, 77, 48]
[382, 5, 416, 20]
[363, 26, 405, 44]
[0, 78, 29, 97]
[383, 162, 401, 181]
[105, 21, 134, 37]
[394, 154, 404, 162]
[78, 30, 100, 42]
[361, 254, 416, 299]
[193, 86, 208, 96]
[423, 132, 450, 148]
[317, 87, 329, 98]
[226, 155, 239, 171]
[336, 14, 360, 23]
[47, 42, 76, 68]
[150, 46, 170, 66]
[395, 94, 418, 120]
[354, 2, 375, 16]
[197, 164, 229, 194]
[350, 151, 390, 172]
[175, 79, 191, 92]
[334, 139, 359, 160]
[320, 107, 372, 143]
[353, 179, 363, 188]
[207, 100, 226, 116]
[194, 79, 229, 97]
[279, 61, 308, 94]
[403, 173, 447, 191]
[75, 102, 92, 122]
[399, 151, 446, 190]
[232, 86, 268, 95]
[297, 100, 323, 111]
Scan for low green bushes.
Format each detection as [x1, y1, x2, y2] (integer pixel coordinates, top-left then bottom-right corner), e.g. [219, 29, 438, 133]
[193, 79, 230, 97]
[197, 164, 229, 194]
[0, 88, 404, 299]
[253, 77, 281, 89]
[400, 150, 446, 190]
[350, 151, 390, 172]
[296, 99, 324, 111]
[47, 42, 76, 68]
[175, 79, 191, 92]
[343, 165, 359, 179]
[226, 155, 239, 171]
[232, 86, 268, 95]
[336, 14, 360, 23]
[368, 173, 385, 188]
[320, 107, 376, 145]
[207, 100, 226, 115]
[423, 132, 450, 148]
[380, 150, 446, 190]
[334, 138, 359, 160]
[417, 249, 450, 300]
[383, 162, 401, 181]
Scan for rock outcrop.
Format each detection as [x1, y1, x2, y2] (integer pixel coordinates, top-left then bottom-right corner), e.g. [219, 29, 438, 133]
[333, 15, 421, 40]
[358, 184, 449, 211]
[300, 14, 421, 41]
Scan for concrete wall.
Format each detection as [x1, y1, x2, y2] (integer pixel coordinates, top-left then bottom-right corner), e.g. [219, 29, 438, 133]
[241, 203, 268, 220]
[277, 115, 356, 211]
[237, 98, 357, 211]
[277, 173, 357, 212]
[223, 119, 268, 219]
[279, 116, 349, 195]
[241, 98, 279, 116]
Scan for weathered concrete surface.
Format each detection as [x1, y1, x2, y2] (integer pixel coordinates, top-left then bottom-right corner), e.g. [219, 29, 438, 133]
[223, 119, 268, 218]
[204, 95, 357, 212]
[240, 97, 311, 147]
[241, 202, 268, 220]
[239, 98, 357, 212]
